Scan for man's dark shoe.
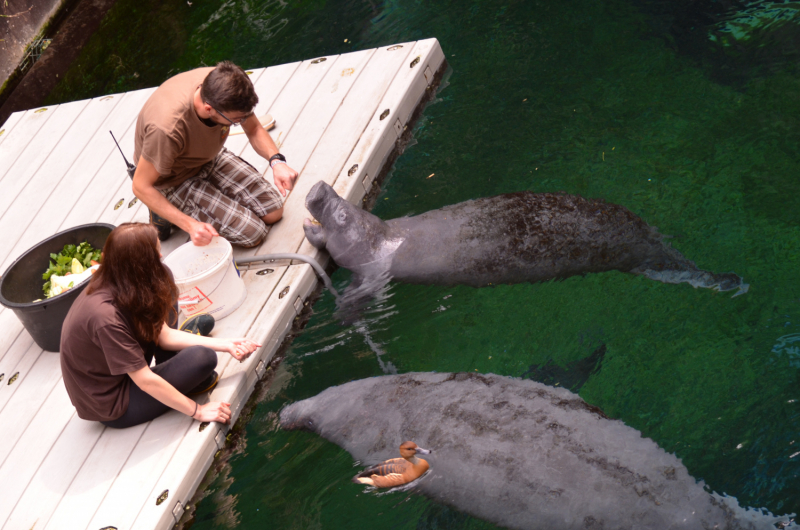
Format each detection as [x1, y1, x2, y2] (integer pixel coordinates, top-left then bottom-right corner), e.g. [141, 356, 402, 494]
[149, 209, 173, 241]
[189, 371, 219, 395]
[179, 313, 215, 336]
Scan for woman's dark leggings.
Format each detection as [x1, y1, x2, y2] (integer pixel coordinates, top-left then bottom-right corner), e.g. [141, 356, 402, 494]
[102, 308, 217, 429]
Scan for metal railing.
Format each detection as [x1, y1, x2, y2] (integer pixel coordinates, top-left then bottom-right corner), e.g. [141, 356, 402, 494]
[19, 36, 52, 72]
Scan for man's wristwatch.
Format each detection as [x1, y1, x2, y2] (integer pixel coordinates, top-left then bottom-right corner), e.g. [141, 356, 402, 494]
[269, 153, 286, 169]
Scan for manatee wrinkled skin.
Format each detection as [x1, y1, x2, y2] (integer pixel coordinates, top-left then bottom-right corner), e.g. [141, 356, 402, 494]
[303, 181, 746, 294]
[280, 373, 790, 530]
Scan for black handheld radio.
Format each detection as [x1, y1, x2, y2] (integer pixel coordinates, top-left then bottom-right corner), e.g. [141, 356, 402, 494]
[109, 131, 136, 180]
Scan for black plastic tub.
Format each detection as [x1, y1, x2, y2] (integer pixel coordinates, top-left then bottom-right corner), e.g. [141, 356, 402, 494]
[0, 223, 115, 352]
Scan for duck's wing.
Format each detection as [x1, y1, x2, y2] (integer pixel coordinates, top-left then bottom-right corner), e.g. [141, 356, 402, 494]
[353, 458, 409, 481]
[370, 472, 409, 488]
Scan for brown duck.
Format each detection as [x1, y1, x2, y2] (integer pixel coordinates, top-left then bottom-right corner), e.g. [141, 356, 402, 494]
[353, 441, 432, 488]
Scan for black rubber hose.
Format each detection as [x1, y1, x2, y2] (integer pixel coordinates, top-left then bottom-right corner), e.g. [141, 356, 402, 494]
[234, 253, 340, 299]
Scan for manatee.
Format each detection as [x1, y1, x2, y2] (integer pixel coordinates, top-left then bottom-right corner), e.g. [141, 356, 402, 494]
[280, 372, 792, 530]
[302, 181, 747, 297]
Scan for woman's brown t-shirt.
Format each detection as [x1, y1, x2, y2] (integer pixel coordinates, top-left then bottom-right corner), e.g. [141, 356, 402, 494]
[60, 287, 148, 422]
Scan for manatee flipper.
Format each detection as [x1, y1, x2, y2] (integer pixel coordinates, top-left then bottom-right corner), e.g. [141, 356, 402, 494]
[334, 271, 393, 325]
[334, 275, 370, 326]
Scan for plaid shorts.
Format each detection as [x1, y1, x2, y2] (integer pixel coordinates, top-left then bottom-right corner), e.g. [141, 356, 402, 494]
[163, 148, 283, 247]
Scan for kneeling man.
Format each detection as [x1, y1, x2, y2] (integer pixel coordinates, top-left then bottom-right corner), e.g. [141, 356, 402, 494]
[133, 61, 298, 247]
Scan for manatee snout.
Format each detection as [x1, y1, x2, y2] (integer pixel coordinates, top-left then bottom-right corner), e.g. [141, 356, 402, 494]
[279, 401, 314, 431]
[304, 181, 344, 249]
[303, 217, 327, 249]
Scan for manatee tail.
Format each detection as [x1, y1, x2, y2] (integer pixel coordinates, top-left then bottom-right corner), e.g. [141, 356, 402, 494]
[635, 267, 749, 297]
[631, 231, 749, 297]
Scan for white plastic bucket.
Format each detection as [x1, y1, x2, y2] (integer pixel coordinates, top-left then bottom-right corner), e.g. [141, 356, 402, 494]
[163, 236, 246, 321]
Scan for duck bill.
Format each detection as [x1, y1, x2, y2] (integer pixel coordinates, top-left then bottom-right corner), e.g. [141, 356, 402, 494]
[415, 446, 432, 455]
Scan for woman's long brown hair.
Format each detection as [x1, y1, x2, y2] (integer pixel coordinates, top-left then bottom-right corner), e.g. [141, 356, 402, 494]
[87, 223, 178, 344]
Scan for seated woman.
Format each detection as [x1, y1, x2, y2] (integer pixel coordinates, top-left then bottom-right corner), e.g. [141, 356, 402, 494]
[60, 223, 259, 428]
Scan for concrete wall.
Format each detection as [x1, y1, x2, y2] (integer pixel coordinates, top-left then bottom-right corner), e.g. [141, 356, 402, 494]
[0, 0, 67, 91]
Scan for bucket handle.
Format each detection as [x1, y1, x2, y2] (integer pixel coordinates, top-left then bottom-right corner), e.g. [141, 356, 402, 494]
[178, 298, 205, 306]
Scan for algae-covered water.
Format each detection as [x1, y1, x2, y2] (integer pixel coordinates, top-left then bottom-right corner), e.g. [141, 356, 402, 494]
[46, 0, 800, 527]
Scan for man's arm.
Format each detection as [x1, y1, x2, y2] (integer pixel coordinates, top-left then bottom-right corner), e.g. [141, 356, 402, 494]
[241, 114, 298, 196]
[131, 157, 218, 245]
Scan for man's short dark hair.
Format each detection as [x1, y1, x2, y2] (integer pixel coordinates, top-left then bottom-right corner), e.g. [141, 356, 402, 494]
[200, 61, 258, 113]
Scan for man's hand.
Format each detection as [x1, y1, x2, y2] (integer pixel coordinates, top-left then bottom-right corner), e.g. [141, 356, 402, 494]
[133, 157, 216, 245]
[188, 220, 219, 246]
[272, 163, 298, 197]
[241, 114, 299, 196]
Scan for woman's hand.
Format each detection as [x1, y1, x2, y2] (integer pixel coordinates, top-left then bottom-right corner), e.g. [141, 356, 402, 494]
[130, 366, 233, 424]
[218, 338, 261, 361]
[194, 401, 232, 424]
[159, 327, 261, 360]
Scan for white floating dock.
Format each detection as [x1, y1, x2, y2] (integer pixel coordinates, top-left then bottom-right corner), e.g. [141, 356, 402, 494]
[0, 39, 445, 530]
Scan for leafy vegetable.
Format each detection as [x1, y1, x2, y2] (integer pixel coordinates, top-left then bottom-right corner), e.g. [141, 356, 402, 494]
[42, 241, 102, 297]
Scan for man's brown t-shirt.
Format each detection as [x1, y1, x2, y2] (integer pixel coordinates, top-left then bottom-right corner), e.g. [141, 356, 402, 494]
[134, 67, 230, 190]
[60, 287, 149, 422]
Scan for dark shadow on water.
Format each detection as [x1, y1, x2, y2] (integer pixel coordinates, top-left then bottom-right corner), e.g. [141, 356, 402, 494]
[522, 343, 607, 392]
[633, 0, 800, 86]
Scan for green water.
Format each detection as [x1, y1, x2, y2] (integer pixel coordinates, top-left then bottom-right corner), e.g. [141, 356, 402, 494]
[46, 0, 800, 527]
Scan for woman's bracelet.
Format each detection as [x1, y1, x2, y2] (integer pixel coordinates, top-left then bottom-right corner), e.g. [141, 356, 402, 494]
[191, 401, 198, 419]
